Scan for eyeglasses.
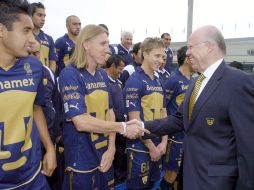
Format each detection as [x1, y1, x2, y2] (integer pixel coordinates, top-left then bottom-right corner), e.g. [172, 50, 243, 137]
[187, 41, 209, 50]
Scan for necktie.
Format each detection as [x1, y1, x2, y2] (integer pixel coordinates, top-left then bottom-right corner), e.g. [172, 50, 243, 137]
[189, 74, 206, 120]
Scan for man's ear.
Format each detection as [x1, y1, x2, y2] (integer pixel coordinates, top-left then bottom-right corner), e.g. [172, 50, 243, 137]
[0, 23, 6, 38]
[207, 41, 214, 53]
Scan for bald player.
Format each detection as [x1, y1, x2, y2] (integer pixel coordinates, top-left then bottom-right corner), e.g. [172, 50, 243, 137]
[55, 15, 81, 76]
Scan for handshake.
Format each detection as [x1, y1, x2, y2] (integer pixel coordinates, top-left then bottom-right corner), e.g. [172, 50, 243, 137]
[120, 119, 150, 139]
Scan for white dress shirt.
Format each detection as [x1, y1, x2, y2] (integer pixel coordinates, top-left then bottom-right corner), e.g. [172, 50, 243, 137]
[196, 58, 223, 101]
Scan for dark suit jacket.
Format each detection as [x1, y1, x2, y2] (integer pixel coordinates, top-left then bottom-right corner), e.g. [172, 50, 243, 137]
[145, 61, 254, 190]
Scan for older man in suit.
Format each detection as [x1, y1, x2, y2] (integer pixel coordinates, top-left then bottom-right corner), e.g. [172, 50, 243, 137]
[128, 25, 254, 190]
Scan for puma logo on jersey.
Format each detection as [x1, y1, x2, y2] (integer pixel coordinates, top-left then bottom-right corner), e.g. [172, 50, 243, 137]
[129, 102, 136, 107]
[69, 103, 79, 110]
[142, 80, 148, 84]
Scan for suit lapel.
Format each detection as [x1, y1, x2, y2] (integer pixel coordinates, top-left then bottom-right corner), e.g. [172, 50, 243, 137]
[190, 61, 226, 125]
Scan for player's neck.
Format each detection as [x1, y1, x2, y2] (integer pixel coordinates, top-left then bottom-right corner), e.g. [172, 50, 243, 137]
[68, 33, 77, 42]
[33, 27, 40, 35]
[105, 69, 116, 80]
[86, 63, 97, 75]
[141, 64, 154, 79]
[0, 53, 16, 70]
[179, 65, 191, 79]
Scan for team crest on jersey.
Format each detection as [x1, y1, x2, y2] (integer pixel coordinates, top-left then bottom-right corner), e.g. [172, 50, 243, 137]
[24, 63, 32, 75]
[142, 176, 148, 184]
[43, 78, 48, 85]
[206, 118, 214, 126]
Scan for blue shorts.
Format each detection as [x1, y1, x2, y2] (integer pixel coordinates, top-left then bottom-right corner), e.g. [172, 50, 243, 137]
[19, 172, 50, 190]
[62, 167, 114, 190]
[163, 138, 183, 172]
[126, 149, 162, 189]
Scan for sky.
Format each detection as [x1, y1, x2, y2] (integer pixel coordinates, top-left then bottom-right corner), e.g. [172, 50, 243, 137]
[31, 0, 254, 43]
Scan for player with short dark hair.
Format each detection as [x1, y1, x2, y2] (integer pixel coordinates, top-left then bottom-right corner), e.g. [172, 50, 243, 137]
[31, 2, 58, 72]
[160, 46, 193, 190]
[161, 32, 174, 73]
[0, 0, 56, 189]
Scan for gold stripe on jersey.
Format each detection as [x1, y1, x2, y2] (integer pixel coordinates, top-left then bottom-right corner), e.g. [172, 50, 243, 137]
[127, 151, 133, 179]
[141, 92, 164, 121]
[8, 162, 42, 190]
[95, 140, 108, 149]
[2, 156, 27, 171]
[40, 45, 50, 66]
[69, 171, 73, 190]
[0, 64, 14, 71]
[65, 166, 99, 173]
[169, 138, 184, 144]
[165, 142, 171, 162]
[108, 179, 114, 186]
[126, 148, 149, 154]
[176, 94, 185, 106]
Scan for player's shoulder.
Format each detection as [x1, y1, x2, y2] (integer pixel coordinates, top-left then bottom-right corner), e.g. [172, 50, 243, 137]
[20, 56, 42, 67]
[43, 32, 54, 40]
[60, 64, 79, 77]
[55, 34, 67, 45]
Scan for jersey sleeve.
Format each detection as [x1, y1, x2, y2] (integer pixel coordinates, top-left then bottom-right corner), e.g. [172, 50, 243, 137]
[55, 38, 63, 64]
[34, 63, 45, 106]
[59, 67, 86, 120]
[98, 69, 113, 109]
[124, 76, 142, 113]
[48, 35, 58, 62]
[166, 76, 177, 101]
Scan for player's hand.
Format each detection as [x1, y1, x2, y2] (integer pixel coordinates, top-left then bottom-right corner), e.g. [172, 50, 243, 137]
[42, 146, 57, 176]
[149, 146, 161, 161]
[124, 119, 150, 139]
[99, 148, 115, 173]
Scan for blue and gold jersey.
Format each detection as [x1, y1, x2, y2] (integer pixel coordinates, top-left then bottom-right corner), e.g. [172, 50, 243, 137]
[55, 34, 75, 76]
[0, 56, 44, 189]
[165, 68, 190, 115]
[59, 65, 113, 172]
[35, 30, 58, 67]
[165, 68, 191, 140]
[124, 67, 166, 151]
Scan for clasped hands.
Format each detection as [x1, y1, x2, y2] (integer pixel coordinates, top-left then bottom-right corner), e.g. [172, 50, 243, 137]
[122, 119, 150, 139]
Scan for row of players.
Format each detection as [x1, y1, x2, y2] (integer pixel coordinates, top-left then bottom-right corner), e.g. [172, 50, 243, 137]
[32, 30, 191, 190]
[2, 1, 253, 190]
[0, 1, 187, 189]
[29, 2, 181, 190]
[29, 3, 175, 76]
